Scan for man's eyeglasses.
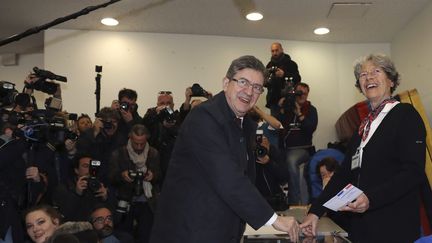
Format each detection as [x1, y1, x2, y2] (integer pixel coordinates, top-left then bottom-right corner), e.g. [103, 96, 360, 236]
[231, 78, 264, 94]
[358, 68, 383, 81]
[158, 91, 172, 95]
[92, 215, 113, 225]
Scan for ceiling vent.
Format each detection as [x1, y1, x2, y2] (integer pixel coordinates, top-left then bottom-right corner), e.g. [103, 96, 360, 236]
[327, 2, 372, 18]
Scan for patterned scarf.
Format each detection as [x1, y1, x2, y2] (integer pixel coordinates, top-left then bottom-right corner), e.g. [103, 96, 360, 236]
[358, 98, 397, 141]
[126, 139, 153, 198]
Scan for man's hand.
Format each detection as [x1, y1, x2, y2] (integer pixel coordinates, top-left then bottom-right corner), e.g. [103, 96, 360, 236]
[155, 105, 167, 114]
[256, 155, 270, 164]
[26, 166, 41, 182]
[121, 170, 134, 183]
[275, 68, 285, 78]
[299, 213, 319, 237]
[144, 170, 154, 182]
[93, 118, 103, 137]
[272, 216, 299, 242]
[185, 87, 192, 102]
[119, 108, 133, 122]
[339, 193, 369, 213]
[95, 183, 108, 201]
[75, 176, 88, 195]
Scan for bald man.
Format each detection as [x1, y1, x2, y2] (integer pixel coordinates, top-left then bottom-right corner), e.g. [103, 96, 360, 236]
[265, 42, 301, 116]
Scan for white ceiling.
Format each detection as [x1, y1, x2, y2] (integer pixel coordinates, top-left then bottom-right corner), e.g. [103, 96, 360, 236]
[0, 0, 431, 54]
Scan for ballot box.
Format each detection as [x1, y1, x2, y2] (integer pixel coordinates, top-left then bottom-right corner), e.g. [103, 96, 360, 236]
[243, 207, 350, 243]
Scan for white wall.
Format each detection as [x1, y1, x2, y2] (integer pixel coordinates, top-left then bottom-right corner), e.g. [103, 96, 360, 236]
[0, 53, 45, 103]
[44, 29, 390, 150]
[392, 1, 432, 124]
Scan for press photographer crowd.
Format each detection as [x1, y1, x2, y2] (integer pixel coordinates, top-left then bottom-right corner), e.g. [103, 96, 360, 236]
[0, 43, 430, 243]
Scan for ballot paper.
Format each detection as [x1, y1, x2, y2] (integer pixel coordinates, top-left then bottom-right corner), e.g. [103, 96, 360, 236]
[323, 184, 363, 211]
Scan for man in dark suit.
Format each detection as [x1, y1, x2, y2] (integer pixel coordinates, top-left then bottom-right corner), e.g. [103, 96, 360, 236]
[150, 55, 299, 243]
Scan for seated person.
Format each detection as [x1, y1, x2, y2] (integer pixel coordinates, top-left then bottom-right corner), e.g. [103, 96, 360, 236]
[316, 157, 340, 189]
[315, 157, 350, 232]
[308, 147, 344, 202]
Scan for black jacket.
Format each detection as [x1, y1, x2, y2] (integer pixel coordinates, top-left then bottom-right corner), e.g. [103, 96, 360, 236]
[265, 53, 301, 108]
[309, 103, 426, 243]
[150, 92, 274, 243]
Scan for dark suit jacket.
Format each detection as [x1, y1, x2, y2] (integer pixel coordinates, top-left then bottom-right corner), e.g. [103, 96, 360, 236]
[310, 103, 426, 243]
[150, 92, 274, 243]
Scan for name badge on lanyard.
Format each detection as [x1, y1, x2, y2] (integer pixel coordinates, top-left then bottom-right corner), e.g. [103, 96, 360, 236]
[351, 147, 361, 170]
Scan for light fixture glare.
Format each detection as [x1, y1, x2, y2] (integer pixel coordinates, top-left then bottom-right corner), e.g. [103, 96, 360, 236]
[314, 27, 330, 35]
[246, 12, 263, 21]
[101, 17, 119, 26]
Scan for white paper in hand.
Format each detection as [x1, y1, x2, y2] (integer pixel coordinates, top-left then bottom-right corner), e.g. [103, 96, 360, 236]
[323, 184, 363, 211]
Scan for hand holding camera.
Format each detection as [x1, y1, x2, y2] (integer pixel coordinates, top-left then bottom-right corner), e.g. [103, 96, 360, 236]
[75, 175, 89, 195]
[25, 166, 41, 182]
[92, 117, 103, 137]
[255, 132, 270, 164]
[121, 170, 134, 183]
[255, 130, 270, 163]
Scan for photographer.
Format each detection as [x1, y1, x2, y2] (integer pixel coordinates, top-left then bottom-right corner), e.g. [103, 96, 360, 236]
[52, 154, 113, 221]
[76, 107, 126, 184]
[279, 82, 318, 205]
[265, 42, 301, 116]
[254, 132, 290, 212]
[0, 128, 47, 243]
[179, 84, 212, 121]
[111, 88, 142, 137]
[108, 124, 160, 243]
[142, 91, 181, 182]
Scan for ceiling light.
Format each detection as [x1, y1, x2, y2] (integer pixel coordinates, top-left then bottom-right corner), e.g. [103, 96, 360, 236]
[246, 12, 263, 21]
[314, 27, 330, 35]
[101, 17, 119, 26]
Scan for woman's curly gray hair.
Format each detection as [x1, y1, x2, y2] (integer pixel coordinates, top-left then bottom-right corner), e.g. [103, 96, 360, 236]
[353, 53, 400, 94]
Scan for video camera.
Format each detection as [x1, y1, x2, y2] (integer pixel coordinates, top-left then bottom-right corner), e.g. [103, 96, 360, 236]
[26, 67, 67, 95]
[15, 109, 78, 146]
[280, 77, 303, 112]
[0, 81, 18, 108]
[191, 83, 209, 97]
[255, 130, 268, 158]
[87, 160, 102, 193]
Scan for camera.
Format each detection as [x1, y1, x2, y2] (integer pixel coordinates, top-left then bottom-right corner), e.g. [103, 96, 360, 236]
[191, 83, 209, 97]
[281, 77, 303, 112]
[268, 66, 278, 74]
[119, 102, 129, 111]
[87, 160, 102, 193]
[255, 130, 268, 158]
[26, 67, 67, 95]
[116, 199, 130, 214]
[0, 81, 18, 108]
[158, 107, 176, 123]
[128, 170, 146, 197]
[15, 109, 79, 146]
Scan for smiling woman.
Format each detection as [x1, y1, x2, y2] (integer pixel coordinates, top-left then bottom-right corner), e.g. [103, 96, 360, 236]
[301, 53, 427, 243]
[24, 205, 62, 243]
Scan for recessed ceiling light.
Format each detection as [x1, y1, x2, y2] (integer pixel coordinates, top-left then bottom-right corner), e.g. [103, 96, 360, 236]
[246, 12, 263, 21]
[314, 27, 330, 35]
[101, 17, 119, 26]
